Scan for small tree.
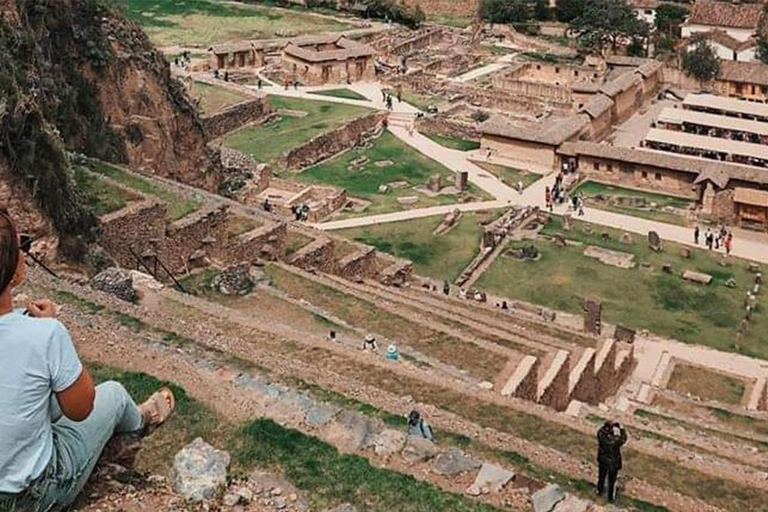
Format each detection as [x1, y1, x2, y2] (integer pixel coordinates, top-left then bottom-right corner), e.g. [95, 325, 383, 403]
[682, 41, 721, 85]
[556, 0, 584, 23]
[627, 37, 645, 57]
[757, 34, 768, 65]
[570, 0, 650, 53]
[480, 0, 530, 24]
[534, 0, 550, 21]
[655, 2, 690, 34]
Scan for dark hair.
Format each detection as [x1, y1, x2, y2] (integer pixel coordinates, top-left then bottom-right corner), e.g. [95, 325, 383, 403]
[0, 207, 19, 294]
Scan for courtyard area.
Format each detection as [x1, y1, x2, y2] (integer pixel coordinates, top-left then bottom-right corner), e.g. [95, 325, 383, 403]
[297, 130, 490, 218]
[222, 96, 372, 168]
[475, 218, 767, 358]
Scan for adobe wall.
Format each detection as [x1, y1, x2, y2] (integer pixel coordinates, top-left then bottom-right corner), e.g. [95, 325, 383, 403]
[284, 54, 375, 86]
[281, 112, 385, 170]
[202, 97, 272, 139]
[482, 135, 558, 171]
[577, 155, 698, 198]
[611, 81, 643, 125]
[0, 165, 54, 241]
[161, 205, 229, 271]
[223, 222, 287, 263]
[712, 189, 737, 224]
[338, 247, 378, 279]
[417, 116, 480, 142]
[401, 0, 478, 18]
[100, 199, 167, 269]
[587, 108, 613, 141]
[290, 238, 338, 273]
[538, 353, 572, 412]
[570, 350, 598, 405]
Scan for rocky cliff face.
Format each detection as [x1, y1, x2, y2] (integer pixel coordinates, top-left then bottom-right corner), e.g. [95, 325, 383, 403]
[0, 0, 219, 256]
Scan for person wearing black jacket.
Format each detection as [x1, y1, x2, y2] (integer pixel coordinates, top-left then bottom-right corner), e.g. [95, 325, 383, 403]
[596, 421, 628, 502]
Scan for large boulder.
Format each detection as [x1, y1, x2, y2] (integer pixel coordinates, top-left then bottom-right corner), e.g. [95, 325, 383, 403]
[401, 434, 438, 464]
[373, 429, 406, 458]
[553, 494, 590, 512]
[90, 267, 135, 302]
[466, 462, 515, 496]
[531, 484, 565, 512]
[172, 438, 230, 502]
[432, 448, 481, 476]
[322, 410, 375, 453]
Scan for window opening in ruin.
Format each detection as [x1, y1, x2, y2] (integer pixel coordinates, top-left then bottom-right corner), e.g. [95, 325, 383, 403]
[655, 172, 662, 181]
[593, 162, 599, 170]
[642, 171, 648, 178]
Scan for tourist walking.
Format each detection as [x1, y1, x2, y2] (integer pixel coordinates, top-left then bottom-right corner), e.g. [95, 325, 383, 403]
[725, 231, 733, 256]
[705, 229, 714, 250]
[694, 225, 700, 245]
[596, 421, 627, 503]
[545, 186, 553, 212]
[577, 196, 585, 217]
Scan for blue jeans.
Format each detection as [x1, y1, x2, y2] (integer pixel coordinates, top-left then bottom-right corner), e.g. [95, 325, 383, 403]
[0, 382, 144, 512]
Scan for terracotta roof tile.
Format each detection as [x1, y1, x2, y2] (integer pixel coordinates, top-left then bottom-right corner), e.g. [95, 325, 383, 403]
[719, 60, 768, 87]
[687, 0, 761, 29]
[480, 114, 589, 146]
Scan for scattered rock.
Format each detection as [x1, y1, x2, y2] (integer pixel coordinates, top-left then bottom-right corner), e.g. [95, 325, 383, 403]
[234, 487, 253, 503]
[322, 410, 374, 452]
[397, 196, 419, 205]
[172, 438, 230, 502]
[91, 267, 135, 302]
[373, 429, 406, 458]
[378, 185, 390, 194]
[324, 504, 356, 512]
[374, 160, 394, 168]
[401, 434, 438, 463]
[726, 277, 737, 288]
[682, 270, 713, 285]
[477, 381, 494, 390]
[749, 263, 760, 273]
[304, 403, 340, 429]
[620, 233, 632, 245]
[531, 484, 565, 512]
[222, 493, 241, 507]
[432, 448, 481, 476]
[680, 247, 691, 259]
[553, 494, 590, 512]
[212, 263, 255, 295]
[466, 462, 515, 496]
[583, 246, 635, 269]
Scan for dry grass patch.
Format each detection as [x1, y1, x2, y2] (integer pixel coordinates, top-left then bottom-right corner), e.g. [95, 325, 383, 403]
[667, 363, 746, 405]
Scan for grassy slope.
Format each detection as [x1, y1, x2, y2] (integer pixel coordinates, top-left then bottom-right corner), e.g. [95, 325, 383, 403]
[424, 133, 481, 152]
[307, 88, 369, 101]
[222, 96, 371, 167]
[573, 181, 693, 226]
[476, 217, 768, 359]
[471, 161, 540, 189]
[337, 212, 493, 281]
[74, 168, 139, 216]
[189, 81, 250, 113]
[87, 160, 199, 221]
[114, 0, 349, 46]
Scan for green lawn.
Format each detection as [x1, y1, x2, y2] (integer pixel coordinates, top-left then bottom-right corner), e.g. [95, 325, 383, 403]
[113, 0, 349, 47]
[471, 160, 540, 189]
[297, 130, 489, 217]
[424, 133, 481, 152]
[573, 181, 693, 226]
[188, 81, 250, 113]
[667, 364, 746, 405]
[87, 160, 200, 221]
[307, 88, 369, 101]
[222, 96, 372, 168]
[384, 89, 442, 112]
[74, 168, 140, 216]
[338, 212, 496, 281]
[475, 217, 768, 359]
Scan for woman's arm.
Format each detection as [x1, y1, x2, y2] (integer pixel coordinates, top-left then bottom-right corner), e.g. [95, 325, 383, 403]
[56, 368, 96, 422]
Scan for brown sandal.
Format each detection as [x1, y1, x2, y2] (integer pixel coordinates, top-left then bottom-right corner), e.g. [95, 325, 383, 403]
[139, 387, 175, 433]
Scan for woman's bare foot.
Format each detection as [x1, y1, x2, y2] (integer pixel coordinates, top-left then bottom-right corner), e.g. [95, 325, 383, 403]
[139, 387, 175, 433]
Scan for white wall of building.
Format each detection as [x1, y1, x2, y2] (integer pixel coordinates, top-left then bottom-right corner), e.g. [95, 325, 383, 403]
[685, 40, 756, 62]
[682, 23, 755, 42]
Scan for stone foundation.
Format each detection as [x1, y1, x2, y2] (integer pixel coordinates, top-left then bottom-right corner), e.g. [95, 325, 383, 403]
[100, 199, 167, 269]
[202, 97, 272, 139]
[280, 112, 385, 170]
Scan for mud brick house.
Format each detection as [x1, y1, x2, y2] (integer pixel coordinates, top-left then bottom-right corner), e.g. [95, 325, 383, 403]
[557, 141, 768, 230]
[282, 34, 375, 85]
[714, 61, 768, 101]
[209, 42, 266, 70]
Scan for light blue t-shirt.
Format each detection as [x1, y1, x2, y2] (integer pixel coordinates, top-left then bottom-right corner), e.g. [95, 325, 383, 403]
[0, 311, 82, 493]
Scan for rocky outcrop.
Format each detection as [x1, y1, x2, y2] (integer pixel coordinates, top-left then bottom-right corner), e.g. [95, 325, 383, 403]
[172, 438, 230, 502]
[0, 0, 219, 255]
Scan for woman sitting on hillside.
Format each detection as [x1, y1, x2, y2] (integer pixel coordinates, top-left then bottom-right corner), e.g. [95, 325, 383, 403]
[0, 207, 175, 511]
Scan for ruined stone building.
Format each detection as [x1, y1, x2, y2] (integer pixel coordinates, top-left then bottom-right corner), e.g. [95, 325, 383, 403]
[209, 42, 266, 70]
[282, 34, 375, 85]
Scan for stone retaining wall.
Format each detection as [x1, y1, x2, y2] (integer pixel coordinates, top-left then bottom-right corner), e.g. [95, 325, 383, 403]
[417, 116, 480, 142]
[163, 205, 229, 270]
[100, 199, 167, 269]
[281, 112, 386, 170]
[202, 97, 272, 139]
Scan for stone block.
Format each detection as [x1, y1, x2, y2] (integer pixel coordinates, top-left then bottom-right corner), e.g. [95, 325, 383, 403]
[172, 438, 230, 502]
[531, 484, 565, 512]
[682, 270, 712, 285]
[432, 448, 481, 476]
[466, 462, 515, 496]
